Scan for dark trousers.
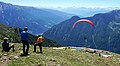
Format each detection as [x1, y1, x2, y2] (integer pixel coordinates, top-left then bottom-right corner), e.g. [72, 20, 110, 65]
[34, 43, 42, 53]
[22, 40, 29, 55]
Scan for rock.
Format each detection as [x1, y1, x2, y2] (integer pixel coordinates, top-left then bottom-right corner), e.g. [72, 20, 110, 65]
[117, 58, 120, 62]
[20, 51, 23, 53]
[57, 64, 61, 66]
[3, 54, 7, 56]
[50, 58, 56, 62]
[3, 56, 7, 60]
[0, 58, 2, 61]
[27, 56, 30, 57]
[14, 56, 19, 59]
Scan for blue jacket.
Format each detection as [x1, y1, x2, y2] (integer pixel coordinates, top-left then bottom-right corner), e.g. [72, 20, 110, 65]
[2, 41, 9, 50]
[21, 31, 28, 41]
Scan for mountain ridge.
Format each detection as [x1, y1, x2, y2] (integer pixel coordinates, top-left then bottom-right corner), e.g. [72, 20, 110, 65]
[43, 10, 120, 53]
[0, 1, 73, 34]
[57, 7, 120, 17]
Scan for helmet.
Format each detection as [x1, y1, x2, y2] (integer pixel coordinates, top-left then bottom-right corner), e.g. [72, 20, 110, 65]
[24, 27, 28, 31]
[38, 34, 42, 37]
[4, 37, 8, 40]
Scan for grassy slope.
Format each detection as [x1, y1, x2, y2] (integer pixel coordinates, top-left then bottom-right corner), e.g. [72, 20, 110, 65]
[0, 43, 120, 66]
[0, 24, 21, 43]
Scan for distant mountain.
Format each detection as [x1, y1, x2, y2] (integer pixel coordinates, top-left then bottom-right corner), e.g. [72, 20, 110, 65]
[0, 2, 73, 34]
[40, 8, 74, 19]
[58, 7, 116, 17]
[43, 10, 120, 53]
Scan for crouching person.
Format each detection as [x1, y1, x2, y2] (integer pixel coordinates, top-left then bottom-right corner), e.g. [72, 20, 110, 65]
[2, 37, 15, 52]
[34, 35, 44, 54]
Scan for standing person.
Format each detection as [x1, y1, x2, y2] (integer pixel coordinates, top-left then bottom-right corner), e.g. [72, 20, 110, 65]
[20, 27, 29, 56]
[84, 37, 87, 47]
[2, 37, 15, 52]
[34, 35, 44, 54]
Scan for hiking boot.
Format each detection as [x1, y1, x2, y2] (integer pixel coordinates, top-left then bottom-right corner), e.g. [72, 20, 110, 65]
[13, 50, 15, 52]
[39, 52, 43, 54]
[20, 53, 27, 56]
[33, 51, 36, 52]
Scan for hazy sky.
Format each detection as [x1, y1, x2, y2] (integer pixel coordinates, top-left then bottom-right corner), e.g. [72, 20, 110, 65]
[0, 0, 120, 8]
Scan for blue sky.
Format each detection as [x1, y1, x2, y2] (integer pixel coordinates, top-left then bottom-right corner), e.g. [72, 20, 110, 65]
[0, 0, 120, 8]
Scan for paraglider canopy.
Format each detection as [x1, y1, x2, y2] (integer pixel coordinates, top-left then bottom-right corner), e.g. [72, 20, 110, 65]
[72, 19, 94, 28]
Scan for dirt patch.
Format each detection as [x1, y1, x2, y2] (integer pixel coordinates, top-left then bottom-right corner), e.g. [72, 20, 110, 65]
[0, 55, 11, 66]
